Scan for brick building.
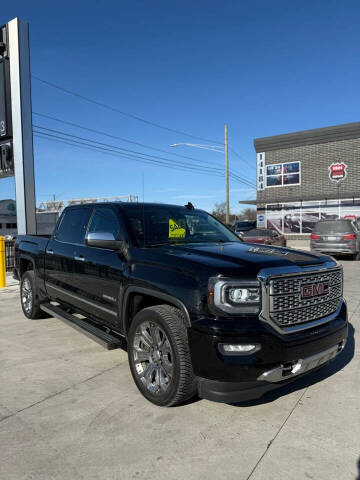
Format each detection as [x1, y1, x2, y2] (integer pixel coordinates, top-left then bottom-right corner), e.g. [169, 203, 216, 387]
[247, 121, 360, 236]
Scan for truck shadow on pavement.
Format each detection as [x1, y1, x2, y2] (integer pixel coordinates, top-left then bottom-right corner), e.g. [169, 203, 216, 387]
[231, 322, 355, 407]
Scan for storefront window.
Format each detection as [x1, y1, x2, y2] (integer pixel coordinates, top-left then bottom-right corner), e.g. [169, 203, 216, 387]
[266, 162, 301, 188]
[264, 198, 360, 234]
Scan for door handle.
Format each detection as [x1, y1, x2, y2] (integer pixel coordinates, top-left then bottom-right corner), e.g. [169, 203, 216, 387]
[47, 249, 54, 255]
[74, 255, 85, 262]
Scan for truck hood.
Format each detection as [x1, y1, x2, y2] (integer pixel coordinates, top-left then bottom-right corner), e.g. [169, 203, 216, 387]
[143, 241, 332, 277]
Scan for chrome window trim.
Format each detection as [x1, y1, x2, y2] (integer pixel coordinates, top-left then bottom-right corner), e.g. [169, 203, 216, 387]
[257, 261, 343, 334]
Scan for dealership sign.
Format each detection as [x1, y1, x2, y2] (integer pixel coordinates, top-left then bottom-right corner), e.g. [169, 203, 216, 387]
[329, 162, 347, 183]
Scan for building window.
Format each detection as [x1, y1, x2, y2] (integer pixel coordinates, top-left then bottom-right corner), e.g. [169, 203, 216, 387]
[265, 199, 360, 234]
[6, 223, 17, 228]
[266, 161, 301, 188]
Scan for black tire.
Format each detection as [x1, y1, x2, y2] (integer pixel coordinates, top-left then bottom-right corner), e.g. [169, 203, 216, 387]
[20, 271, 49, 319]
[353, 251, 360, 261]
[128, 305, 196, 407]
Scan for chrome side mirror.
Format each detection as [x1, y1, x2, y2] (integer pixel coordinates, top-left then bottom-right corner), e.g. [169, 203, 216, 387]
[85, 232, 123, 250]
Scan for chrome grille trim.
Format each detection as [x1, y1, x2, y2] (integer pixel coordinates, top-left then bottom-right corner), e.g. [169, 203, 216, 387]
[258, 262, 344, 334]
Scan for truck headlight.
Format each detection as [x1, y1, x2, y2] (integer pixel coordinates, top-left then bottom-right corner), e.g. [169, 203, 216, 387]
[209, 278, 261, 314]
[228, 287, 260, 304]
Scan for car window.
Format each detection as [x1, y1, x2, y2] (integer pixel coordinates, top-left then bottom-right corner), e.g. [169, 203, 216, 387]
[234, 221, 256, 231]
[313, 220, 354, 234]
[56, 208, 91, 244]
[88, 207, 123, 240]
[245, 229, 271, 237]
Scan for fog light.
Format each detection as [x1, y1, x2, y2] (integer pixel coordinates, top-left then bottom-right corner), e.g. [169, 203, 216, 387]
[218, 343, 261, 355]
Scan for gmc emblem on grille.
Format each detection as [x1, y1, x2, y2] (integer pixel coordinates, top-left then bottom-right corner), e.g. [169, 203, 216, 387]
[301, 282, 330, 299]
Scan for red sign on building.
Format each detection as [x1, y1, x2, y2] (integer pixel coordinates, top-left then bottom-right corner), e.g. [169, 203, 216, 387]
[329, 163, 347, 182]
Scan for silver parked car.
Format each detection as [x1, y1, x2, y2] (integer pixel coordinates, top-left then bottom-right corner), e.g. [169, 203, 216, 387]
[311, 219, 360, 260]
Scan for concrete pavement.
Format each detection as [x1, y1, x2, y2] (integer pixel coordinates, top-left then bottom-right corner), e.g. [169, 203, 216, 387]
[0, 261, 359, 480]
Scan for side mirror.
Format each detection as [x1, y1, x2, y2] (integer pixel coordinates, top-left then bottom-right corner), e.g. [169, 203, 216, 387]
[85, 232, 124, 250]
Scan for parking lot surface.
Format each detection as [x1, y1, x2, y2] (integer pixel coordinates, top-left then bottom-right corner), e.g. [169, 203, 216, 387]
[0, 261, 359, 480]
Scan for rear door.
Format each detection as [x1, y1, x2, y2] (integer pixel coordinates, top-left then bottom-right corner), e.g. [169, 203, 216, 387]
[70, 205, 127, 327]
[45, 206, 92, 303]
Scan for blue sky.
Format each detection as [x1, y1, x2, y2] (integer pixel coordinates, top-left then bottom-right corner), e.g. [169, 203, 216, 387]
[1, 0, 360, 212]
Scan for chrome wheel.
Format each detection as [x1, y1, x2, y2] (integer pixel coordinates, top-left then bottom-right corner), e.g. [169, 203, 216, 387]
[21, 278, 33, 315]
[132, 321, 174, 395]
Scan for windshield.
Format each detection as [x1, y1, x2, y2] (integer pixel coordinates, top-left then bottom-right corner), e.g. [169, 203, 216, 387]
[244, 228, 272, 237]
[122, 204, 241, 246]
[313, 220, 354, 234]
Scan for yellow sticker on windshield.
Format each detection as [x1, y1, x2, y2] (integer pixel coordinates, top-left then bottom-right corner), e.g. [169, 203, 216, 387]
[169, 218, 186, 239]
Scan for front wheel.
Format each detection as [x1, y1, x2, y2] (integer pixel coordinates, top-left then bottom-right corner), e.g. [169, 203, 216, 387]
[128, 305, 196, 406]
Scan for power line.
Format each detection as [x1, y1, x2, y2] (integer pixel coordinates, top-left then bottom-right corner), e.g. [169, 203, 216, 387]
[32, 112, 222, 165]
[33, 125, 224, 172]
[32, 75, 224, 145]
[33, 123, 256, 187]
[32, 112, 254, 182]
[33, 132, 226, 178]
[34, 130, 255, 188]
[32, 77, 255, 172]
[229, 147, 255, 170]
[33, 76, 257, 176]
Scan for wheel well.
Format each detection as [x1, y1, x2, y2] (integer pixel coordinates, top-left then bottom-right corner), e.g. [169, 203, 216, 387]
[125, 293, 181, 333]
[20, 258, 34, 278]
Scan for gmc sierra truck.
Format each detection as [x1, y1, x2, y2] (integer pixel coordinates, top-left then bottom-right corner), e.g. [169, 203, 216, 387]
[14, 202, 348, 406]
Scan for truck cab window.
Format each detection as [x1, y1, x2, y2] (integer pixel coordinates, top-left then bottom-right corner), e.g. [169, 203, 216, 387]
[56, 208, 90, 244]
[88, 207, 122, 239]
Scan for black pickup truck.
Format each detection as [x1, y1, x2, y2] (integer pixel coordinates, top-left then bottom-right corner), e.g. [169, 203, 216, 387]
[14, 202, 348, 406]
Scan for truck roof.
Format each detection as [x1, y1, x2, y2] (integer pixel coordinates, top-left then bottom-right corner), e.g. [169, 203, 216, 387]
[64, 202, 199, 210]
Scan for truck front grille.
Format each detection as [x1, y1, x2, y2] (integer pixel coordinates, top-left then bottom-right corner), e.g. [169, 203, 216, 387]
[268, 268, 343, 329]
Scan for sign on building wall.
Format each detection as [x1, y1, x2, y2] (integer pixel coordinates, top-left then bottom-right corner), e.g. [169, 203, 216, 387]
[256, 152, 265, 190]
[329, 162, 347, 183]
[257, 213, 265, 228]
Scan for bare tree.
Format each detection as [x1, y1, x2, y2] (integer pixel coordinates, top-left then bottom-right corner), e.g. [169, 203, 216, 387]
[212, 202, 237, 225]
[238, 207, 257, 221]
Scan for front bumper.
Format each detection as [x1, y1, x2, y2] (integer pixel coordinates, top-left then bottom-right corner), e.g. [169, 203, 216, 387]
[189, 300, 348, 403]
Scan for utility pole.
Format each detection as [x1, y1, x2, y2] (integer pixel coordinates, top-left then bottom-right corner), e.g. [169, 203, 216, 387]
[224, 124, 229, 224]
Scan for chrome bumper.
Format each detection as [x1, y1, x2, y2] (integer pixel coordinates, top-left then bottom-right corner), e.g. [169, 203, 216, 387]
[257, 341, 346, 383]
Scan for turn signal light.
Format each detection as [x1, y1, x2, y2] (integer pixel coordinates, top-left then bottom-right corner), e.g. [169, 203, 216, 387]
[310, 234, 320, 240]
[344, 233, 356, 240]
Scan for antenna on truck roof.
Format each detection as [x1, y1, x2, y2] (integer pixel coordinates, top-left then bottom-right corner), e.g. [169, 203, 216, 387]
[185, 202, 195, 210]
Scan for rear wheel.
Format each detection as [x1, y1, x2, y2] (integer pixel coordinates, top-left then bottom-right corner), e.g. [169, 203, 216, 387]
[128, 305, 196, 406]
[20, 271, 49, 319]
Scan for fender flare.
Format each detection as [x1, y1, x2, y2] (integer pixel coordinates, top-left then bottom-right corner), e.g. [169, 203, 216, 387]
[122, 286, 191, 332]
[19, 255, 36, 277]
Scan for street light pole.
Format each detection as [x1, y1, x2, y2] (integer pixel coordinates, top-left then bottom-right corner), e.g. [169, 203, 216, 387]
[170, 126, 231, 223]
[224, 124, 229, 224]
